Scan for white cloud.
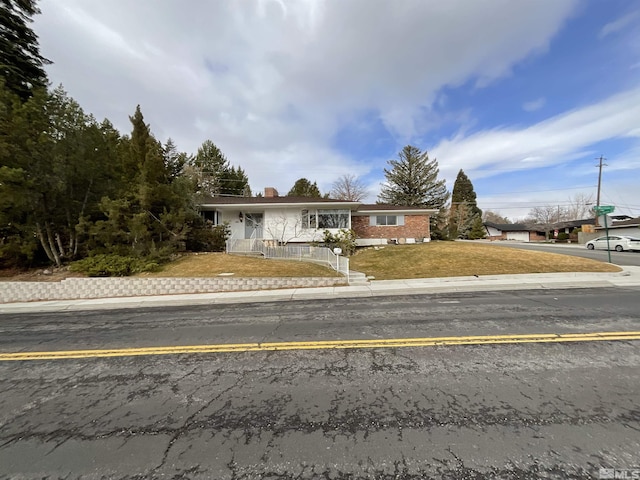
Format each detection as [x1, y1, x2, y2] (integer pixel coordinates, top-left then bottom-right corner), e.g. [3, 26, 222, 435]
[431, 86, 640, 183]
[522, 97, 546, 112]
[599, 10, 640, 39]
[606, 146, 640, 173]
[33, 0, 579, 193]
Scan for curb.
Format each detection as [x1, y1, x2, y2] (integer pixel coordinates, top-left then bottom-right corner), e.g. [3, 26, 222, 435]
[1, 268, 638, 314]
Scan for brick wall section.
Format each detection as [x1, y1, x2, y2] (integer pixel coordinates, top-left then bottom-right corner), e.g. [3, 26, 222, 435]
[0, 277, 345, 304]
[352, 215, 430, 240]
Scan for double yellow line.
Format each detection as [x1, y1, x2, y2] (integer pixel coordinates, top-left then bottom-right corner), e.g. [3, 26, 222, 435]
[1, 331, 639, 361]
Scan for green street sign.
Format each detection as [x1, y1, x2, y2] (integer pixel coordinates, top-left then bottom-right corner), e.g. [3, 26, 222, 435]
[594, 205, 615, 214]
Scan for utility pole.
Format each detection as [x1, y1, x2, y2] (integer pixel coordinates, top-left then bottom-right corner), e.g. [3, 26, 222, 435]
[595, 155, 607, 225]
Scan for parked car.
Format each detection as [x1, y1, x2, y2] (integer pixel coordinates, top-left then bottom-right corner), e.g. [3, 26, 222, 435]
[586, 235, 640, 252]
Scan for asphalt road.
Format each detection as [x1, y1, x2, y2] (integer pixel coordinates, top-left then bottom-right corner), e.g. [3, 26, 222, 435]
[485, 241, 640, 266]
[1, 288, 639, 479]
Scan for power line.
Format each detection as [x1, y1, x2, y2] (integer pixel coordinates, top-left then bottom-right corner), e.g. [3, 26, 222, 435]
[479, 185, 596, 196]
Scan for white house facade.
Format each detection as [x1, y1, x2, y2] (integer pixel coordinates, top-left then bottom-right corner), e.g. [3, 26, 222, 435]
[200, 189, 436, 246]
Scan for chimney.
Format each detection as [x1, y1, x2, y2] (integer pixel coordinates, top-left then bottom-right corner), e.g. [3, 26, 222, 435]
[264, 187, 279, 198]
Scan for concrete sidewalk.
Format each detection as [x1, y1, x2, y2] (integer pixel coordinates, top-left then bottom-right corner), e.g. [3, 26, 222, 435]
[2, 267, 639, 313]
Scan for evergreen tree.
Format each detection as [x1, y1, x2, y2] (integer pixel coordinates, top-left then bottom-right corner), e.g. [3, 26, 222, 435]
[0, 0, 51, 100]
[0, 83, 120, 266]
[449, 169, 482, 239]
[220, 166, 251, 196]
[378, 146, 449, 208]
[91, 106, 192, 256]
[189, 139, 229, 196]
[287, 178, 321, 197]
[162, 138, 188, 182]
[468, 216, 486, 240]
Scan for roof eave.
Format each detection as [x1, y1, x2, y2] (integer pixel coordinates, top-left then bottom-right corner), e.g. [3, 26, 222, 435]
[353, 209, 437, 215]
[201, 201, 360, 210]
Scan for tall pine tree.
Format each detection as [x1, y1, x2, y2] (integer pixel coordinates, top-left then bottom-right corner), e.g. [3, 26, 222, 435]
[188, 139, 229, 197]
[220, 166, 251, 196]
[163, 138, 188, 182]
[287, 178, 321, 197]
[0, 0, 51, 100]
[449, 169, 483, 239]
[378, 145, 449, 208]
[92, 106, 192, 255]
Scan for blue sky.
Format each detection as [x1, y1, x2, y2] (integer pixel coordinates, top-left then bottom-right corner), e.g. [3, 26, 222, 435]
[34, 0, 640, 219]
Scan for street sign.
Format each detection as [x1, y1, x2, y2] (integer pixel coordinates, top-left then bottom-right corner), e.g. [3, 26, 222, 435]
[594, 205, 615, 215]
[595, 205, 616, 264]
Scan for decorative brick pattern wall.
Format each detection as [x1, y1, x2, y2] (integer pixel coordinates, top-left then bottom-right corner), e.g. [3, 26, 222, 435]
[0, 277, 346, 304]
[352, 215, 430, 241]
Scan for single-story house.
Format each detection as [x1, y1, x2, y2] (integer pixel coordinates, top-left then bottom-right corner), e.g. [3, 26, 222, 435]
[483, 222, 547, 242]
[200, 188, 437, 246]
[595, 217, 640, 237]
[553, 218, 596, 235]
[610, 215, 633, 222]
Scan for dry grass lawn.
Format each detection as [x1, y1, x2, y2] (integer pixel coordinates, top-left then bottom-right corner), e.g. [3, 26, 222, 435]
[1, 243, 621, 281]
[138, 253, 341, 278]
[350, 241, 621, 280]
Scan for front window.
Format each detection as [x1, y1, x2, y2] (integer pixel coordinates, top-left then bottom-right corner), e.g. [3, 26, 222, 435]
[376, 215, 397, 226]
[302, 209, 349, 229]
[318, 209, 349, 228]
[370, 214, 404, 226]
[202, 210, 218, 225]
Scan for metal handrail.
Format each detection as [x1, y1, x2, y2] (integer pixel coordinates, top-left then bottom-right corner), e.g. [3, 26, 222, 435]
[226, 239, 349, 280]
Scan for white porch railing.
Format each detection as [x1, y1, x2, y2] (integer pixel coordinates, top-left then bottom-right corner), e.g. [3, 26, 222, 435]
[226, 237, 349, 281]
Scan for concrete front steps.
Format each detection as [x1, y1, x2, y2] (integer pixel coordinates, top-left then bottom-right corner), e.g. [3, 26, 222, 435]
[348, 270, 369, 286]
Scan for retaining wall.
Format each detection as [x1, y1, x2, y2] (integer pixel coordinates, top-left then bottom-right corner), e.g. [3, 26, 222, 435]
[0, 277, 346, 304]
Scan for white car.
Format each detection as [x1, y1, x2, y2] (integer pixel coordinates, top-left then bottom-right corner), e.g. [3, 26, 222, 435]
[586, 235, 640, 252]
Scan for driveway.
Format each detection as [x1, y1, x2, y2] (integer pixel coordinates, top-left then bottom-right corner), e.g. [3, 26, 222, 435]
[482, 240, 640, 266]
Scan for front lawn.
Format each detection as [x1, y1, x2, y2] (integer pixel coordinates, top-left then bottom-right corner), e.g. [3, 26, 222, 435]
[350, 242, 621, 280]
[137, 252, 341, 278]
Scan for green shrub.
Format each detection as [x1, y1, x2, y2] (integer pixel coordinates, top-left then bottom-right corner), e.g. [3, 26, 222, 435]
[187, 221, 231, 252]
[322, 229, 357, 256]
[0, 235, 40, 269]
[467, 216, 487, 240]
[70, 254, 161, 277]
[557, 232, 570, 242]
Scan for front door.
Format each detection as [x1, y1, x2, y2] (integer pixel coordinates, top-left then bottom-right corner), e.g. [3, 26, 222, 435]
[244, 213, 263, 239]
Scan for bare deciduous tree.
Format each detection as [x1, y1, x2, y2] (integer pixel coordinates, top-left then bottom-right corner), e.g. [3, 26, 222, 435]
[525, 193, 595, 237]
[330, 174, 368, 201]
[525, 205, 563, 238]
[566, 193, 594, 220]
[482, 210, 511, 224]
[264, 213, 320, 245]
[527, 205, 564, 224]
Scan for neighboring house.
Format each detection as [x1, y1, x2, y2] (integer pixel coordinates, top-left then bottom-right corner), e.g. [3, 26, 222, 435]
[595, 217, 640, 237]
[483, 222, 546, 242]
[552, 218, 596, 235]
[200, 188, 436, 246]
[610, 215, 633, 222]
